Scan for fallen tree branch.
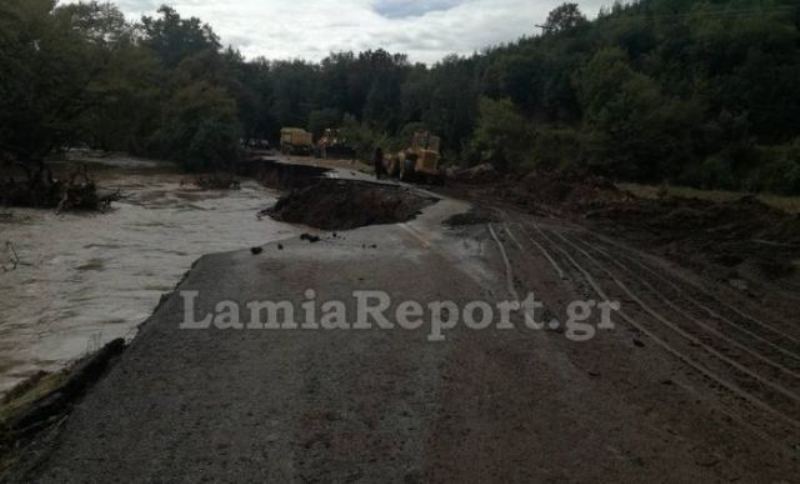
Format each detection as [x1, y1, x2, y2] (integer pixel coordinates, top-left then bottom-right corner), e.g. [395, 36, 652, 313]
[2, 241, 20, 273]
[4, 339, 126, 442]
[194, 173, 241, 190]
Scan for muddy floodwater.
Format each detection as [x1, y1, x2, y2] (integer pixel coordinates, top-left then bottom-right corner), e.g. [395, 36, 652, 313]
[0, 157, 296, 394]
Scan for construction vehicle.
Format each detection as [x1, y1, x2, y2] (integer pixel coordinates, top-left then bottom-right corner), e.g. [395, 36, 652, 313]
[280, 128, 313, 155]
[315, 129, 355, 159]
[385, 131, 445, 185]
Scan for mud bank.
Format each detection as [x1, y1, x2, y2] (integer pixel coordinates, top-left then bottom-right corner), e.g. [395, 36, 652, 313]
[442, 207, 498, 227]
[265, 178, 438, 230]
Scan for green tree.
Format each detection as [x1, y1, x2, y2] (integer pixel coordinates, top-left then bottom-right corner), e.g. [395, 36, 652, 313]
[576, 47, 696, 181]
[542, 3, 588, 35]
[153, 81, 241, 171]
[140, 5, 220, 68]
[308, 108, 342, 139]
[0, 0, 96, 168]
[471, 97, 532, 170]
[57, 2, 161, 152]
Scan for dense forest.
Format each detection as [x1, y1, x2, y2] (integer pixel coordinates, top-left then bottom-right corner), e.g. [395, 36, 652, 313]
[2, 0, 800, 195]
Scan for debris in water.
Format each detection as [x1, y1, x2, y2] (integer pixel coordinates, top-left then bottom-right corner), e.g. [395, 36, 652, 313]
[251, 247, 263, 255]
[2, 241, 20, 272]
[194, 173, 241, 190]
[301, 234, 321, 243]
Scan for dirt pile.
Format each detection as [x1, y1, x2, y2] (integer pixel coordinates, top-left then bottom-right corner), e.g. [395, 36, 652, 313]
[497, 171, 633, 211]
[448, 163, 501, 184]
[264, 179, 438, 230]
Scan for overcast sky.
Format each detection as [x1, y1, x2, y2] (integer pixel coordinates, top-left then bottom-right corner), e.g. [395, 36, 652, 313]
[63, 1, 610, 64]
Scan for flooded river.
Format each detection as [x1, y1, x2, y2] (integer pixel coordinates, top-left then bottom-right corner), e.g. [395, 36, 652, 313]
[0, 157, 297, 394]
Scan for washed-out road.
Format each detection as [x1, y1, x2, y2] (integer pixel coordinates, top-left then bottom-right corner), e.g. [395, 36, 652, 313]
[15, 168, 800, 482]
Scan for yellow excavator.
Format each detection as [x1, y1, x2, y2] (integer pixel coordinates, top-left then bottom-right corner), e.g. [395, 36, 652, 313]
[386, 131, 445, 185]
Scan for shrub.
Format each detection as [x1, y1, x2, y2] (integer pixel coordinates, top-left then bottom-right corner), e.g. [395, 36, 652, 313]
[749, 139, 800, 195]
[340, 115, 388, 161]
[528, 127, 585, 172]
[152, 81, 242, 171]
[470, 97, 533, 171]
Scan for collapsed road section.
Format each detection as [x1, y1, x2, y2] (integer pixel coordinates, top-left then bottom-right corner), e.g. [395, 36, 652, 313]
[241, 156, 439, 231]
[264, 178, 438, 230]
[237, 157, 331, 191]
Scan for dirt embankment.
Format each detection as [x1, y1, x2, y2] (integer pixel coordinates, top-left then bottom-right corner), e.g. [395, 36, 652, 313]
[237, 158, 330, 191]
[586, 195, 800, 276]
[265, 178, 437, 231]
[448, 170, 800, 285]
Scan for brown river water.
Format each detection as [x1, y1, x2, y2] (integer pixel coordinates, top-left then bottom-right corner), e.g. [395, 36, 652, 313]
[0, 156, 297, 395]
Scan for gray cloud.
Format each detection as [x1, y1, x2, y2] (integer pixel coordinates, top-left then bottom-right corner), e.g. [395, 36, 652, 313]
[373, 0, 465, 19]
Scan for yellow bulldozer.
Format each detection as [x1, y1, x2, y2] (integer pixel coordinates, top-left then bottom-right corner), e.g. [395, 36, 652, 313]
[280, 128, 313, 155]
[386, 131, 445, 185]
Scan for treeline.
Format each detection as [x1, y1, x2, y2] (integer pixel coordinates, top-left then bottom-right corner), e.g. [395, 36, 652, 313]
[1, 1, 242, 173]
[2, 0, 800, 193]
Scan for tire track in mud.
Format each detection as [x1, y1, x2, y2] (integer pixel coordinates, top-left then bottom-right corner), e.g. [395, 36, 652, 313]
[488, 224, 519, 301]
[584, 233, 800, 358]
[501, 223, 566, 281]
[577, 233, 800, 363]
[549, 229, 800, 446]
[588, 234, 800, 349]
[490, 208, 800, 452]
[548, 230, 800, 421]
[565, 233, 800, 382]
